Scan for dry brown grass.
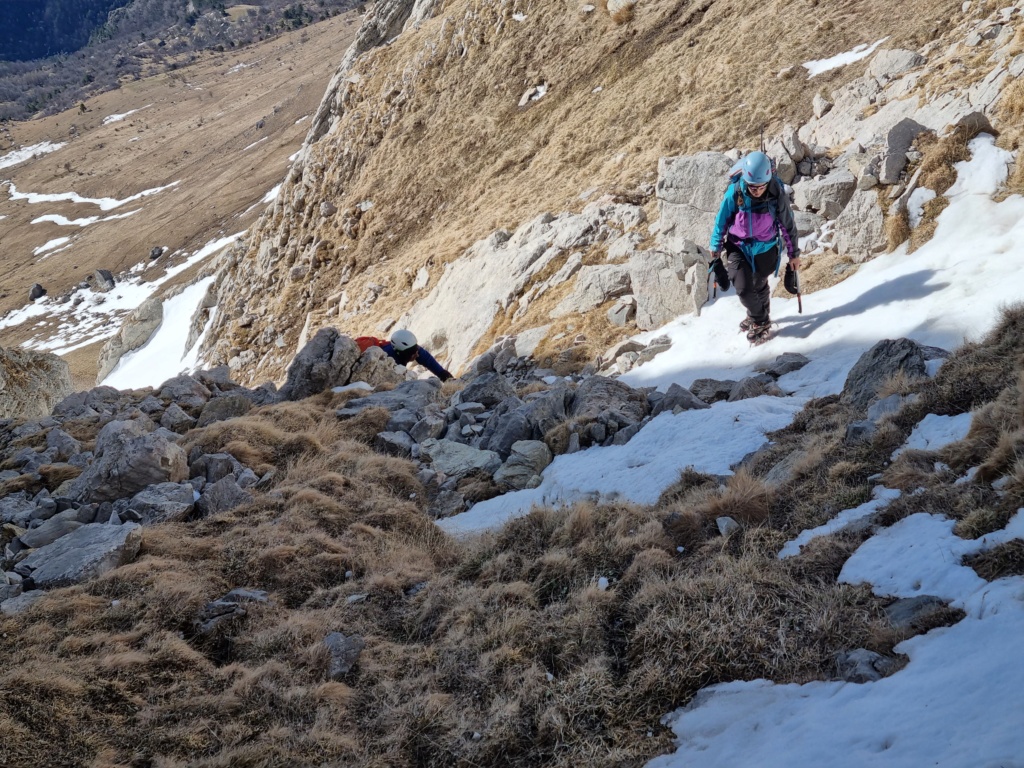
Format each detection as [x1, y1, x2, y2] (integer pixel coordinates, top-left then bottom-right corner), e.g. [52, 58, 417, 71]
[885, 207, 912, 250]
[703, 467, 772, 526]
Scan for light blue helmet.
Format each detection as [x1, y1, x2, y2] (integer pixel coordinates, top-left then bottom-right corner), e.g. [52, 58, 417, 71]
[739, 151, 773, 185]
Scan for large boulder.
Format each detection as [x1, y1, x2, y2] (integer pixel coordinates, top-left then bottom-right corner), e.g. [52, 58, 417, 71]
[867, 49, 927, 83]
[833, 190, 887, 262]
[656, 152, 734, 252]
[879, 118, 927, 185]
[459, 373, 517, 407]
[569, 376, 650, 428]
[96, 297, 162, 383]
[336, 378, 441, 419]
[478, 398, 532, 459]
[16, 523, 142, 589]
[280, 328, 361, 400]
[550, 265, 631, 318]
[66, 419, 189, 502]
[0, 346, 74, 420]
[493, 440, 553, 490]
[348, 345, 406, 389]
[127, 482, 196, 524]
[841, 339, 930, 410]
[419, 438, 502, 478]
[791, 171, 857, 219]
[158, 375, 212, 409]
[629, 242, 709, 330]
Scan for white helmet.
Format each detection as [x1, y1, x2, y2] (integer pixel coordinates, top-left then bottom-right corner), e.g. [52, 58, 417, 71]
[391, 329, 418, 351]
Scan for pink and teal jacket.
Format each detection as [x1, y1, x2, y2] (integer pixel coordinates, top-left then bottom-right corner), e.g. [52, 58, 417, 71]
[709, 177, 799, 271]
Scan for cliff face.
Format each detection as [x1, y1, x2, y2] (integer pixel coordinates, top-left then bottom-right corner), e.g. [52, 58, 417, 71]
[200, 0, 991, 385]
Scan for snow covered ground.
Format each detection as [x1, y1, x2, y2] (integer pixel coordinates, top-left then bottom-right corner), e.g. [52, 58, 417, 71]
[435, 135, 1024, 767]
[440, 134, 1021, 536]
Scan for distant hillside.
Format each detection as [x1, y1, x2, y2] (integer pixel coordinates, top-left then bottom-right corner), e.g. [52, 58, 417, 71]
[0, 0, 359, 121]
[0, 0, 133, 62]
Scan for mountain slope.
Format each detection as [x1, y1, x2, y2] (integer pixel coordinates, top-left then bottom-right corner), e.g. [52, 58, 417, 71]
[201, 0, 967, 384]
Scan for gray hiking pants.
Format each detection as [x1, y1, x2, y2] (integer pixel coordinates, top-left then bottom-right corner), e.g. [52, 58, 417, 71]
[726, 244, 778, 325]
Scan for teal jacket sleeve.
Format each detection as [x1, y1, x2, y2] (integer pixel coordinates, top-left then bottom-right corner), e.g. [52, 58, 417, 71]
[709, 185, 738, 252]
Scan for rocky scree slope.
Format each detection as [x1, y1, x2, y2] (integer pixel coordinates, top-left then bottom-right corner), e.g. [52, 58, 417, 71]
[3, 302, 1024, 765]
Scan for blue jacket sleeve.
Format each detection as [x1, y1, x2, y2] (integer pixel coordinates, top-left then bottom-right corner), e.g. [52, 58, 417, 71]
[414, 347, 452, 380]
[710, 185, 738, 252]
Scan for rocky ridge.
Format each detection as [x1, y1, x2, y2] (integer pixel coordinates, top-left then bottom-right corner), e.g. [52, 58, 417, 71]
[1, 327, 948, 615]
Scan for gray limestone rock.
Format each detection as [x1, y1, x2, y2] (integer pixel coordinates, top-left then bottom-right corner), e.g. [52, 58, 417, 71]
[127, 482, 196, 524]
[884, 595, 950, 631]
[45, 428, 82, 462]
[629, 243, 709, 330]
[879, 118, 927, 185]
[386, 408, 420, 434]
[96, 297, 162, 383]
[493, 440, 553, 490]
[550, 265, 631, 318]
[690, 378, 737, 404]
[280, 328, 361, 400]
[728, 376, 784, 402]
[18, 515, 85, 549]
[195, 476, 252, 517]
[651, 383, 710, 416]
[478, 400, 532, 460]
[867, 49, 926, 82]
[409, 412, 446, 442]
[460, 373, 517, 407]
[91, 269, 116, 292]
[419, 439, 502, 478]
[841, 338, 929, 411]
[762, 450, 809, 488]
[792, 171, 856, 219]
[17, 523, 142, 589]
[67, 419, 188, 503]
[569, 376, 649, 428]
[835, 649, 897, 683]
[349, 346, 406, 389]
[845, 420, 878, 444]
[0, 346, 74, 420]
[195, 395, 253, 428]
[324, 632, 366, 679]
[160, 403, 197, 433]
[374, 431, 416, 458]
[756, 353, 810, 379]
[337, 378, 441, 419]
[656, 152, 734, 252]
[194, 588, 269, 636]
[1, 590, 46, 616]
[158, 375, 212, 410]
[833, 190, 887, 262]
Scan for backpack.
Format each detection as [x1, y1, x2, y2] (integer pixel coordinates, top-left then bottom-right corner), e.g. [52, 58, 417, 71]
[355, 336, 387, 353]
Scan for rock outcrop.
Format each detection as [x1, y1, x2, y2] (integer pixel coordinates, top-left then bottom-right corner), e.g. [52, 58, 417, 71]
[0, 347, 74, 420]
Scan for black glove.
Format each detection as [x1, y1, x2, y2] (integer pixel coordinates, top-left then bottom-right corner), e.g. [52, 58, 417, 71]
[783, 263, 800, 295]
[710, 255, 730, 292]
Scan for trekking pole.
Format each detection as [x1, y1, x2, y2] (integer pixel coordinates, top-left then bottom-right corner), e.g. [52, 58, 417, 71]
[795, 268, 803, 314]
[707, 263, 718, 299]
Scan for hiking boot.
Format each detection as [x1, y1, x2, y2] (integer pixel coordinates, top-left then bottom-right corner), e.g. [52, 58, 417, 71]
[746, 320, 772, 345]
[739, 317, 754, 332]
